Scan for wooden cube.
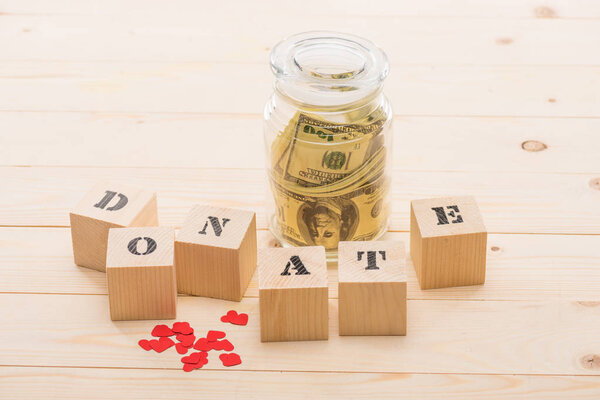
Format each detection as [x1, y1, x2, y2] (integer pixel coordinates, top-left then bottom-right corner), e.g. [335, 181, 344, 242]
[69, 181, 158, 272]
[106, 227, 176, 321]
[410, 196, 487, 290]
[175, 205, 257, 301]
[338, 240, 407, 336]
[258, 246, 328, 342]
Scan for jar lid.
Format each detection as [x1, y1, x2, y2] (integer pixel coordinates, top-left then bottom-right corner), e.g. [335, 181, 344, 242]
[270, 31, 389, 108]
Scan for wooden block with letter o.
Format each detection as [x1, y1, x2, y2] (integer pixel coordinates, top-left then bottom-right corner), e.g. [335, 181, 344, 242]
[69, 181, 158, 272]
[338, 240, 407, 336]
[175, 205, 257, 301]
[258, 246, 328, 342]
[106, 227, 176, 321]
[410, 196, 487, 290]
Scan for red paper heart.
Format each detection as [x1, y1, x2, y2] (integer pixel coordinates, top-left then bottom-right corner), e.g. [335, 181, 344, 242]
[172, 321, 194, 335]
[193, 337, 211, 351]
[176, 334, 196, 347]
[138, 339, 152, 351]
[206, 330, 226, 342]
[181, 351, 208, 365]
[219, 353, 241, 367]
[220, 310, 237, 323]
[211, 339, 234, 352]
[150, 337, 175, 353]
[182, 363, 196, 372]
[151, 324, 174, 337]
[175, 343, 189, 354]
[231, 313, 248, 326]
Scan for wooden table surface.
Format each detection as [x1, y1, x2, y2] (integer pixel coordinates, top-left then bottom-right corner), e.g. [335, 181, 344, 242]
[1, 1, 600, 398]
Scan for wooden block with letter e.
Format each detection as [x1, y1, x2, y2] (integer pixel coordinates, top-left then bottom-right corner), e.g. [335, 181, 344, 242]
[258, 246, 328, 342]
[338, 240, 407, 336]
[410, 196, 487, 290]
[106, 227, 176, 321]
[175, 205, 257, 301]
[69, 181, 158, 272]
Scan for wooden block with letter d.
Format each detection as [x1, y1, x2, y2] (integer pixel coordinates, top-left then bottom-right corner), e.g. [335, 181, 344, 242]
[258, 246, 328, 342]
[106, 227, 177, 321]
[410, 196, 487, 290]
[175, 205, 257, 301]
[69, 181, 158, 272]
[338, 240, 407, 336]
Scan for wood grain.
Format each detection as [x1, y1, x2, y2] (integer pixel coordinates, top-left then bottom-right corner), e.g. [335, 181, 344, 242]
[3, 0, 600, 18]
[1, 166, 599, 234]
[1, 16, 599, 65]
[2, 366, 600, 400]
[0, 63, 598, 117]
[2, 293, 599, 375]
[2, 228, 598, 302]
[3, 113, 599, 174]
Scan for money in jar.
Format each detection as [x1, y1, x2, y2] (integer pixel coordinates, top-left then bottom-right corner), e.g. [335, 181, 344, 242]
[264, 32, 393, 258]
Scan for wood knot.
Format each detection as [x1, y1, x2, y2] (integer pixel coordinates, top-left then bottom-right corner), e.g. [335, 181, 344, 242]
[521, 140, 547, 152]
[578, 301, 600, 307]
[548, 98, 556, 103]
[495, 37, 513, 45]
[589, 178, 600, 191]
[534, 6, 557, 18]
[581, 354, 600, 370]
[490, 246, 500, 252]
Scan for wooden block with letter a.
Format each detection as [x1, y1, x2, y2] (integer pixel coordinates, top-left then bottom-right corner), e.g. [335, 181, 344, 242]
[106, 227, 176, 321]
[69, 181, 158, 272]
[258, 246, 328, 342]
[338, 240, 407, 336]
[410, 196, 487, 290]
[175, 205, 257, 301]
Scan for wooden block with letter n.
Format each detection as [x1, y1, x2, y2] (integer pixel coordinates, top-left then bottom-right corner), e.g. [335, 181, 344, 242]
[338, 240, 407, 336]
[69, 181, 158, 272]
[258, 246, 328, 342]
[106, 227, 176, 321]
[410, 196, 487, 290]
[175, 205, 257, 301]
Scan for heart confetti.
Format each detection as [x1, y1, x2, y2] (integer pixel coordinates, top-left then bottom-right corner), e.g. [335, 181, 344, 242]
[211, 339, 234, 352]
[151, 324, 174, 337]
[149, 337, 175, 353]
[138, 319, 243, 373]
[138, 339, 152, 351]
[206, 330, 226, 342]
[221, 310, 249, 326]
[175, 343, 189, 354]
[176, 334, 196, 348]
[193, 337, 211, 351]
[181, 351, 208, 365]
[172, 321, 194, 335]
[219, 353, 242, 367]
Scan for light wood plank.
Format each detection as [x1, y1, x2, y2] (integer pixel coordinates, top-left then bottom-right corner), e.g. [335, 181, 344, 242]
[2, 228, 599, 301]
[2, 0, 600, 19]
[0, 63, 598, 117]
[1, 166, 599, 234]
[1, 293, 599, 375]
[1, 16, 599, 65]
[1, 366, 600, 400]
[2, 112, 599, 174]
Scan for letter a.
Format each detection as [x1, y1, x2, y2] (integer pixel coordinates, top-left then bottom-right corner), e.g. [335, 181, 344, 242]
[281, 255, 311, 276]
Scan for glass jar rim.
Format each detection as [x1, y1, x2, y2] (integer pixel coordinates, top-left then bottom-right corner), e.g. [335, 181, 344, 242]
[270, 31, 389, 107]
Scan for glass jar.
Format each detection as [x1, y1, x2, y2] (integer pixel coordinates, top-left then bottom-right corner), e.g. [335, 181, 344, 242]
[263, 31, 393, 258]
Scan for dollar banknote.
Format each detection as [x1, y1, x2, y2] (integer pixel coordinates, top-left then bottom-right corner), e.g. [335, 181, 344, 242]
[269, 108, 391, 250]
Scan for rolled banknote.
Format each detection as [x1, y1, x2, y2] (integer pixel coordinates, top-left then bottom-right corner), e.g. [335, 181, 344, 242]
[269, 108, 391, 250]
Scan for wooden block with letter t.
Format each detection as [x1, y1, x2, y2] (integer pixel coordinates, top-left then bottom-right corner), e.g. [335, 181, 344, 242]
[338, 240, 407, 336]
[106, 227, 176, 321]
[410, 196, 487, 290]
[258, 246, 328, 342]
[69, 181, 158, 272]
[174, 205, 257, 301]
